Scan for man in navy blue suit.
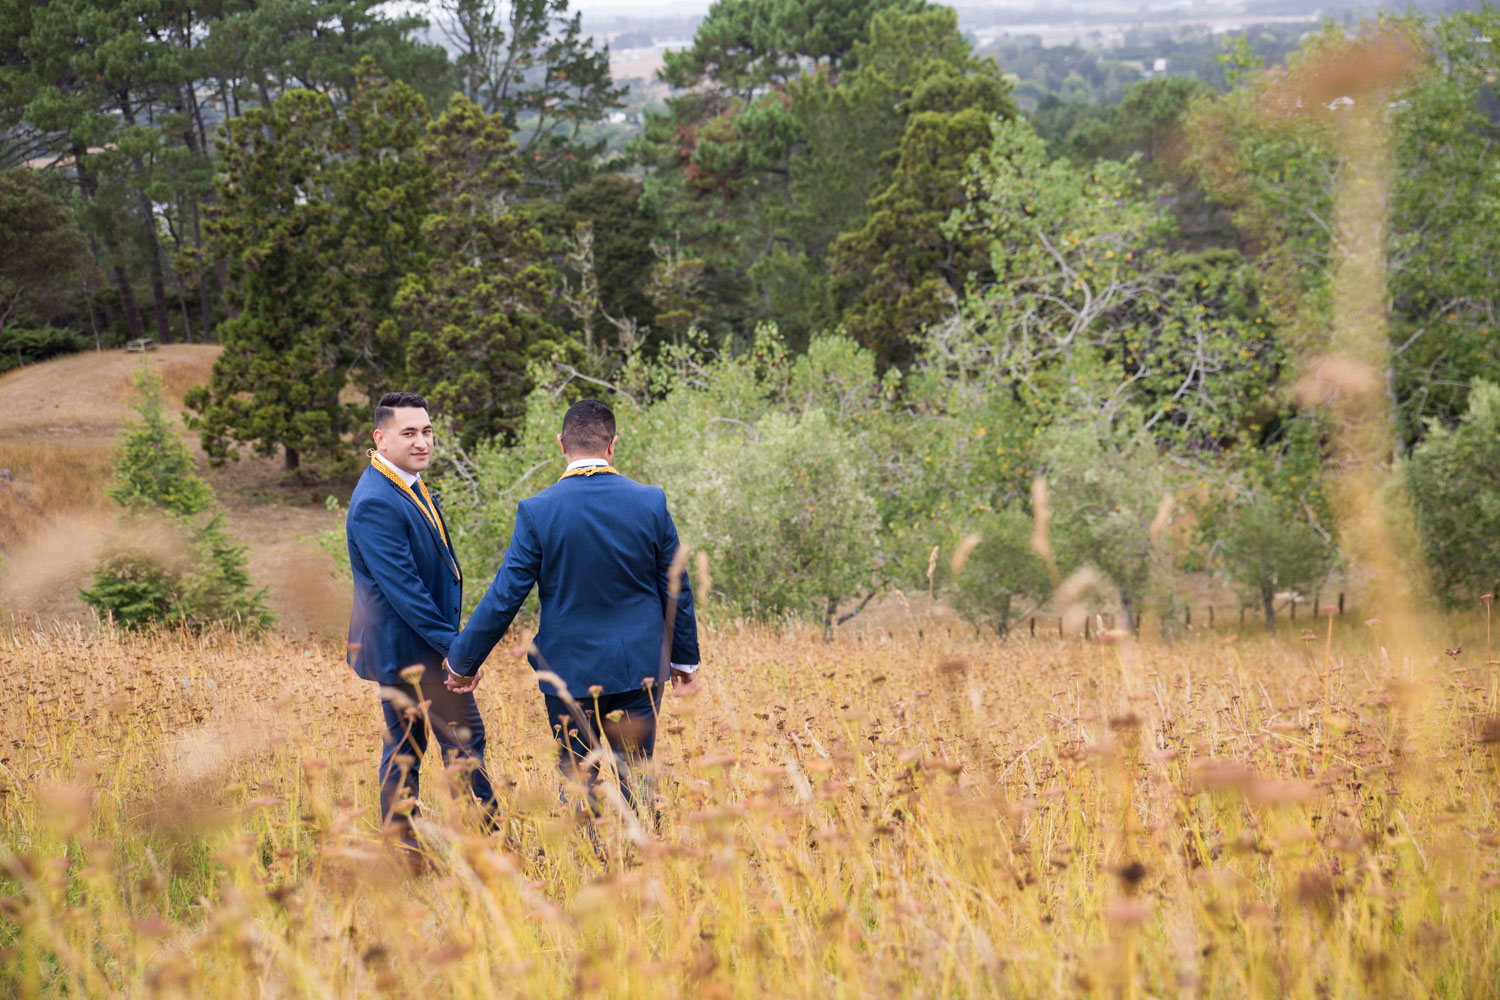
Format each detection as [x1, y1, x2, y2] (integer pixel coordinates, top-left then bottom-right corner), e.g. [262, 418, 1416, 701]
[443, 399, 700, 812]
[346, 392, 495, 852]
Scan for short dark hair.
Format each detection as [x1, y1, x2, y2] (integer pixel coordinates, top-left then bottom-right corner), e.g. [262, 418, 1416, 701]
[560, 399, 615, 454]
[374, 391, 429, 429]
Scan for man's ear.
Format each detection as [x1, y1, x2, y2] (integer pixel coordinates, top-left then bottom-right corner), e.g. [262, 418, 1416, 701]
[556, 433, 567, 458]
[607, 435, 618, 458]
[372, 427, 384, 451]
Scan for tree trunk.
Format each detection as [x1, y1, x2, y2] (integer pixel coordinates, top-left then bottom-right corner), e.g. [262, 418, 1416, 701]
[116, 94, 173, 343]
[135, 188, 174, 344]
[284, 447, 300, 473]
[1262, 588, 1277, 637]
[183, 82, 215, 340]
[73, 146, 146, 339]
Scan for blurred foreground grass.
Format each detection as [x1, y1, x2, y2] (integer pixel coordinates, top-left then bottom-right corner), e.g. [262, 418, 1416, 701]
[2, 617, 1499, 998]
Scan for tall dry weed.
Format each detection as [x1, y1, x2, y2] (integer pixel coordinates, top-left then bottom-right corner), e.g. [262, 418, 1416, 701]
[2, 616, 1498, 998]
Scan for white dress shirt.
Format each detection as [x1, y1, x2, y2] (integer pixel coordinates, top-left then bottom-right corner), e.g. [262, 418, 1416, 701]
[373, 449, 420, 488]
[563, 456, 698, 674]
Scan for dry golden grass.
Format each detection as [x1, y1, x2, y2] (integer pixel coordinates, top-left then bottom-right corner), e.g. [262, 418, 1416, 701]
[2, 616, 1498, 998]
[0, 442, 114, 548]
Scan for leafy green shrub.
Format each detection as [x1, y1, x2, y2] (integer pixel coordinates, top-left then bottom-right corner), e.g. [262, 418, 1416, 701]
[951, 505, 1050, 634]
[81, 368, 272, 631]
[674, 407, 879, 621]
[1041, 418, 1176, 630]
[1199, 418, 1336, 635]
[0, 326, 88, 373]
[1407, 380, 1500, 603]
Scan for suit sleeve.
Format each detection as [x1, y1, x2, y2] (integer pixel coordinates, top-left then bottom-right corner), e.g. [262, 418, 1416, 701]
[659, 495, 700, 666]
[448, 501, 542, 677]
[348, 497, 459, 657]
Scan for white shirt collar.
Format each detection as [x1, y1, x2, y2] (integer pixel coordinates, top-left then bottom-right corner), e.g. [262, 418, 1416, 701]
[373, 450, 420, 488]
[565, 457, 611, 471]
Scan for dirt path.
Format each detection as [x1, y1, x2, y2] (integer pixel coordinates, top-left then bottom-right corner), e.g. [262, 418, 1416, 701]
[0, 346, 349, 634]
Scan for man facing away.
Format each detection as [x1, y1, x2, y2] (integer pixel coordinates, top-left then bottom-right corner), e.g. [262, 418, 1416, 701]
[346, 392, 496, 856]
[442, 399, 700, 814]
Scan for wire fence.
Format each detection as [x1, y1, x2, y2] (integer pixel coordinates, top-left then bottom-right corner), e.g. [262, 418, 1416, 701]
[1016, 591, 1355, 639]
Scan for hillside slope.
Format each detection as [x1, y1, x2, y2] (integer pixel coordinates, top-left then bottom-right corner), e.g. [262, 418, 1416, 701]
[0, 346, 348, 633]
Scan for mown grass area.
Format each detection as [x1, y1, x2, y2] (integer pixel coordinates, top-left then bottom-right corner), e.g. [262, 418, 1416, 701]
[2, 618, 1498, 998]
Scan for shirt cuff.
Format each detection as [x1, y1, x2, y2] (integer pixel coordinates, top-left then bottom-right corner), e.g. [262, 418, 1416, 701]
[670, 662, 698, 674]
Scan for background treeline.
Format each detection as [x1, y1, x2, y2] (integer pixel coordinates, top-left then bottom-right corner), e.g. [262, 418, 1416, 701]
[4, 0, 1499, 631]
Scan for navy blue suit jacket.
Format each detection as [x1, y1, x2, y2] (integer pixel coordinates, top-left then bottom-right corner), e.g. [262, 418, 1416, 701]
[346, 464, 464, 685]
[446, 470, 699, 696]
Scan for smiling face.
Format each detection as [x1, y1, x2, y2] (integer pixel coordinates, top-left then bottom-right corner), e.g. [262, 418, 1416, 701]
[373, 406, 434, 476]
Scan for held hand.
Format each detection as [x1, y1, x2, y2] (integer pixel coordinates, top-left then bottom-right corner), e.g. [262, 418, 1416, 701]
[670, 667, 702, 697]
[444, 659, 481, 693]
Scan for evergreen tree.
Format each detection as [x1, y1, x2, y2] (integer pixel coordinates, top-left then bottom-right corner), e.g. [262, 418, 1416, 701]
[82, 367, 273, 630]
[186, 63, 432, 474]
[828, 106, 995, 369]
[560, 173, 657, 336]
[0, 170, 88, 335]
[398, 95, 565, 448]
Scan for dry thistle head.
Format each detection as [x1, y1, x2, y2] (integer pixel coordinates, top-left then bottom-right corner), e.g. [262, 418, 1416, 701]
[1029, 476, 1052, 563]
[1259, 26, 1420, 119]
[1113, 860, 1149, 894]
[950, 533, 982, 578]
[1148, 492, 1174, 546]
[399, 664, 424, 685]
[666, 542, 691, 598]
[1294, 868, 1336, 911]
[1295, 355, 1384, 408]
[696, 550, 713, 597]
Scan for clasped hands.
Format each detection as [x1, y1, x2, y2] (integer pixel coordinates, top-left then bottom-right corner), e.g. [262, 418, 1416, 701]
[442, 658, 480, 693]
[443, 656, 703, 696]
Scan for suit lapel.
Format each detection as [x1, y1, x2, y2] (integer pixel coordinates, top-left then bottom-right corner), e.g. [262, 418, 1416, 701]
[430, 489, 462, 580]
[374, 467, 460, 579]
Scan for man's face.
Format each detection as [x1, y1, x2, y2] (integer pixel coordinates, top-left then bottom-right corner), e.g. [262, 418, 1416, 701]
[373, 407, 434, 475]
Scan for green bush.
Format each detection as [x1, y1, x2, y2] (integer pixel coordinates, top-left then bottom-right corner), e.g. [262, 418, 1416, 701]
[1407, 379, 1500, 603]
[0, 326, 88, 373]
[673, 407, 879, 621]
[1199, 418, 1336, 635]
[1041, 418, 1176, 630]
[951, 505, 1050, 634]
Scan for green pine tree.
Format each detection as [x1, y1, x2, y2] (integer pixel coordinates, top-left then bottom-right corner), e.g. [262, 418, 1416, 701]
[398, 95, 566, 447]
[186, 61, 433, 475]
[82, 367, 273, 630]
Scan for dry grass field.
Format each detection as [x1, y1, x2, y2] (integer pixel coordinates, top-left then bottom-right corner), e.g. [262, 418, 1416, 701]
[3, 614, 1498, 998]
